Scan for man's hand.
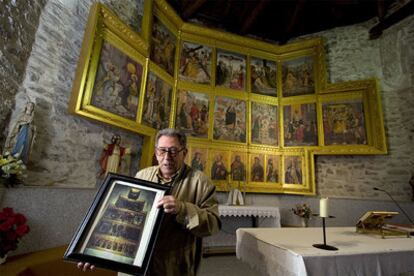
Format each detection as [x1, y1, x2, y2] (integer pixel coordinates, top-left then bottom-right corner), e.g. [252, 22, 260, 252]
[157, 195, 180, 214]
[77, 262, 95, 272]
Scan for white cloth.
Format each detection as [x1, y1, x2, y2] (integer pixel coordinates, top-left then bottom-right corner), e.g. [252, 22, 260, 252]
[236, 227, 414, 276]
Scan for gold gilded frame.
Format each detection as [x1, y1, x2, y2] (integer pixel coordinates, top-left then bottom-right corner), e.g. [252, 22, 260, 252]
[70, 1, 387, 195]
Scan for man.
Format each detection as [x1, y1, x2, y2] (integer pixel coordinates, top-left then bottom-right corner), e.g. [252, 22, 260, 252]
[79, 128, 221, 275]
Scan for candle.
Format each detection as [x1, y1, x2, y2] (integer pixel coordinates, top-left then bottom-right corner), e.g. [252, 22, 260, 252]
[320, 198, 329, 218]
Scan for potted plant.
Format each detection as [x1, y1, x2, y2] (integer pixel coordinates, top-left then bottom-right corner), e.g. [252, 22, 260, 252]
[0, 152, 26, 188]
[0, 207, 30, 263]
[292, 203, 312, 227]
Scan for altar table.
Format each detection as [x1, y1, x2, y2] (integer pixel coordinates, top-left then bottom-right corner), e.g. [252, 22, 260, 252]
[236, 227, 414, 276]
[203, 205, 280, 255]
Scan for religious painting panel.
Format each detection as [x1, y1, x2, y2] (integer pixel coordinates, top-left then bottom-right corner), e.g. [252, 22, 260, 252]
[322, 99, 367, 145]
[266, 155, 280, 183]
[230, 152, 247, 182]
[210, 150, 230, 181]
[216, 50, 246, 91]
[179, 41, 212, 85]
[189, 147, 208, 173]
[64, 174, 170, 275]
[251, 101, 278, 146]
[250, 154, 265, 182]
[283, 155, 303, 185]
[175, 90, 209, 138]
[213, 96, 246, 143]
[282, 56, 315, 97]
[150, 16, 176, 76]
[250, 57, 277, 96]
[90, 41, 144, 120]
[142, 71, 172, 130]
[283, 103, 318, 146]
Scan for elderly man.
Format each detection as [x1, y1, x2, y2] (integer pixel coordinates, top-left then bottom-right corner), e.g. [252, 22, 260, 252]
[80, 128, 221, 276]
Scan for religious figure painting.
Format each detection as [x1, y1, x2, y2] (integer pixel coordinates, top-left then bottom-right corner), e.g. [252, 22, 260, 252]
[322, 100, 367, 145]
[266, 155, 280, 183]
[250, 57, 277, 96]
[179, 41, 212, 84]
[142, 71, 172, 130]
[284, 156, 303, 185]
[230, 152, 246, 181]
[282, 56, 314, 97]
[216, 50, 246, 91]
[150, 16, 176, 76]
[91, 41, 143, 120]
[251, 102, 278, 146]
[283, 103, 318, 146]
[210, 150, 229, 181]
[175, 90, 209, 138]
[213, 96, 246, 143]
[190, 147, 208, 172]
[250, 154, 265, 182]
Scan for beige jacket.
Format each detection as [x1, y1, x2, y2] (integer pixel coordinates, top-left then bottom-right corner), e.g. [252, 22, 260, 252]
[135, 164, 221, 276]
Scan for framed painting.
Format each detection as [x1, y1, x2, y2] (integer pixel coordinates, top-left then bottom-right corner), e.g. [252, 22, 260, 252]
[266, 155, 280, 183]
[189, 147, 208, 173]
[150, 16, 177, 76]
[283, 103, 318, 146]
[210, 150, 229, 181]
[250, 154, 265, 182]
[251, 101, 278, 146]
[282, 56, 315, 97]
[283, 156, 303, 185]
[142, 71, 173, 130]
[322, 99, 367, 145]
[179, 41, 212, 84]
[250, 57, 277, 96]
[216, 49, 246, 91]
[64, 173, 170, 275]
[175, 90, 209, 138]
[90, 41, 144, 120]
[230, 152, 247, 181]
[213, 96, 246, 143]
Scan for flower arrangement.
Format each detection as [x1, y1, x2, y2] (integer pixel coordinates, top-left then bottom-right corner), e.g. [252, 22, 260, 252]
[0, 207, 30, 258]
[0, 152, 26, 187]
[292, 203, 312, 219]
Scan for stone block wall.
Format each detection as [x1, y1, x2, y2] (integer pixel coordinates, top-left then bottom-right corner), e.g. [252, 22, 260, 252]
[0, 0, 46, 147]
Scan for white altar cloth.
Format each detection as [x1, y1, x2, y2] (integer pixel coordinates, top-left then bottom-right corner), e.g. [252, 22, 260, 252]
[219, 205, 281, 227]
[236, 227, 414, 276]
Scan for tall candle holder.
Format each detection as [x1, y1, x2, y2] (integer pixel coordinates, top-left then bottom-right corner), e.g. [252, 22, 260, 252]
[312, 215, 338, 251]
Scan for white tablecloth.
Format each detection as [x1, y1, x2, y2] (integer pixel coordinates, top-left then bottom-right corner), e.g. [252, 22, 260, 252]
[236, 227, 414, 276]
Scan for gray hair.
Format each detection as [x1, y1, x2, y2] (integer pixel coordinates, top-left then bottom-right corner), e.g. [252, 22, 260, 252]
[155, 128, 187, 148]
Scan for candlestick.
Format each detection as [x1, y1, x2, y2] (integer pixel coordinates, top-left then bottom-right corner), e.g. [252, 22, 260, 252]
[320, 197, 329, 218]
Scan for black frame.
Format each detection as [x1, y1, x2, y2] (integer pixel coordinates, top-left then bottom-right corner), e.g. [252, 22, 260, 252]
[64, 173, 171, 275]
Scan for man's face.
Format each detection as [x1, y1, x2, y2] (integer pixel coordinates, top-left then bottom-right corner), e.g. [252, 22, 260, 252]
[155, 135, 187, 179]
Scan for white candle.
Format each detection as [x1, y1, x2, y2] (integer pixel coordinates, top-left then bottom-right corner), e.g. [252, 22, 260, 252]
[320, 198, 329, 218]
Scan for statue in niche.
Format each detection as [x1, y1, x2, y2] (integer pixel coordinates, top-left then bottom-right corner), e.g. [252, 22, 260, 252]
[100, 134, 131, 177]
[4, 101, 36, 164]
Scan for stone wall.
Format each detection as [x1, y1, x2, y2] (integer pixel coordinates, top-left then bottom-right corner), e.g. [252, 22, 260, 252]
[306, 17, 414, 201]
[0, 0, 46, 147]
[5, 0, 144, 188]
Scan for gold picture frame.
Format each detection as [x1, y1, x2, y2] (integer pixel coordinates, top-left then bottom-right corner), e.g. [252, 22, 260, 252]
[69, 1, 387, 195]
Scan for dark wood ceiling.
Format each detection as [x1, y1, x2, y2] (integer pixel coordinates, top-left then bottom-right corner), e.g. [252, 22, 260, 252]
[167, 0, 414, 44]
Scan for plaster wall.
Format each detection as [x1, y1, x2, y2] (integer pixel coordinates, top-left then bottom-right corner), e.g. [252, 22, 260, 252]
[0, 0, 413, 256]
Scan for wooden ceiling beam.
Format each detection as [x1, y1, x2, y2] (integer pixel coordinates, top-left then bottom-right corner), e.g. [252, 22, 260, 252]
[240, 0, 268, 34]
[370, 0, 414, 39]
[280, 0, 306, 44]
[182, 0, 208, 19]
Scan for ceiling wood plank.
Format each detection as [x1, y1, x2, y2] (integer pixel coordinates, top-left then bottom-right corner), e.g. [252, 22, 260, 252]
[241, 0, 268, 34]
[182, 0, 208, 19]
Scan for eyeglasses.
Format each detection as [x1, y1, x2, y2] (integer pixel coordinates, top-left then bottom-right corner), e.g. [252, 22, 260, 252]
[155, 147, 185, 157]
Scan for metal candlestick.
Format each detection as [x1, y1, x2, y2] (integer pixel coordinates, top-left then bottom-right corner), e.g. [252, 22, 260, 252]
[312, 216, 338, 251]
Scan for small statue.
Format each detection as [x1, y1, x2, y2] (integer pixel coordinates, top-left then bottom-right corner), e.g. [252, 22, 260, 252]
[409, 173, 414, 202]
[4, 102, 36, 164]
[99, 135, 131, 177]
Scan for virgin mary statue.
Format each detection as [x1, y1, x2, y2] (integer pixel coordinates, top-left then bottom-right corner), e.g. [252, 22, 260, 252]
[4, 102, 36, 164]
